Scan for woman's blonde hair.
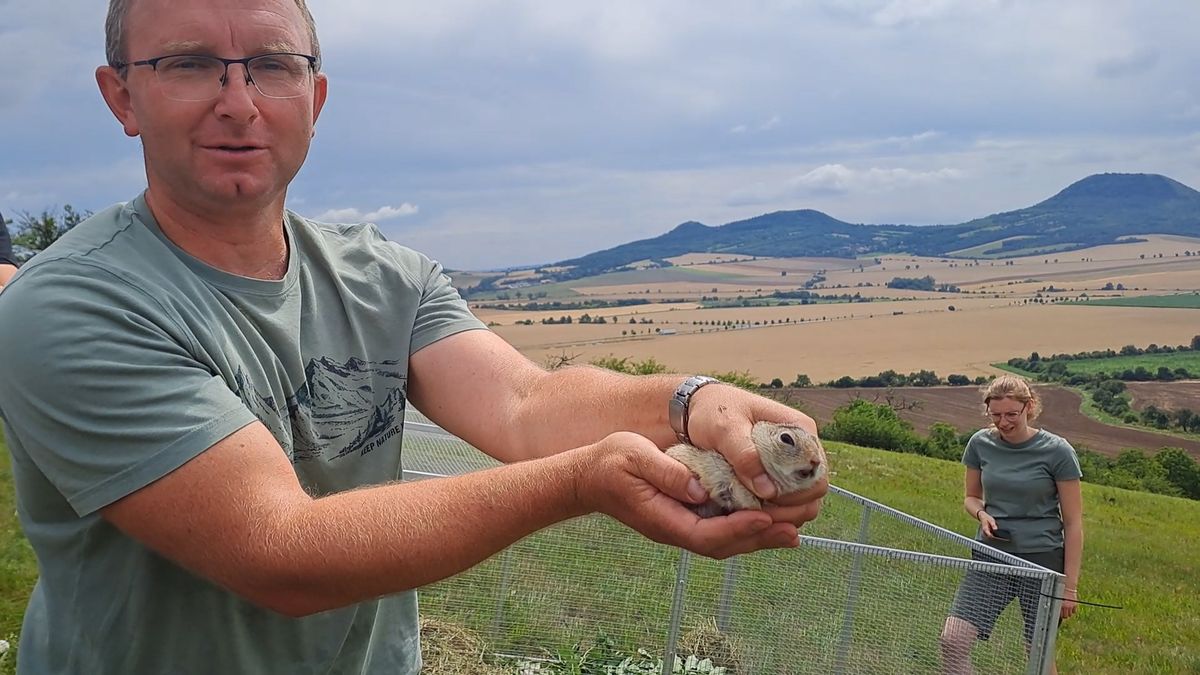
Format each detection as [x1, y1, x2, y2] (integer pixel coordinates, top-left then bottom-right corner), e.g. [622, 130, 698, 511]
[981, 374, 1042, 422]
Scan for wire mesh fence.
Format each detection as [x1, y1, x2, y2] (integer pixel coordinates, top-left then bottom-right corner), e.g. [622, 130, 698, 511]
[402, 415, 1064, 674]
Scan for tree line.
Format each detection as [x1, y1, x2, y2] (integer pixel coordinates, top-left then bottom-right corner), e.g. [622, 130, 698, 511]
[1006, 337, 1200, 434]
[3, 206, 89, 260]
[820, 399, 1200, 501]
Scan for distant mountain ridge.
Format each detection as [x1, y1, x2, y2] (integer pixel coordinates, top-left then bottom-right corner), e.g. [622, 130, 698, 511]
[555, 173, 1200, 278]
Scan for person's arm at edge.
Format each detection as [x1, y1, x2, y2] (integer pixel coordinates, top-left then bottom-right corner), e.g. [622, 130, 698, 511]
[0, 263, 17, 288]
[101, 420, 793, 618]
[963, 467, 995, 537]
[406, 329, 824, 509]
[1058, 478, 1083, 617]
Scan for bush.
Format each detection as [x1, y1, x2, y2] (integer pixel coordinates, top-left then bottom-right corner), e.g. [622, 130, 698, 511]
[705, 370, 759, 390]
[924, 422, 963, 461]
[821, 400, 925, 454]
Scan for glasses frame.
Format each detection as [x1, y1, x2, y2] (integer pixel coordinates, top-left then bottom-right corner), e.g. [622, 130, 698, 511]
[986, 402, 1028, 423]
[113, 52, 319, 101]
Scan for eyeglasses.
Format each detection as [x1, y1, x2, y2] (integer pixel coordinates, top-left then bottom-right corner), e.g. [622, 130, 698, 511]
[115, 53, 318, 102]
[987, 403, 1027, 423]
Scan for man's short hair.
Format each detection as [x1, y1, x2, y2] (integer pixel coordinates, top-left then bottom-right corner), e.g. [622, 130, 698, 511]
[104, 0, 322, 70]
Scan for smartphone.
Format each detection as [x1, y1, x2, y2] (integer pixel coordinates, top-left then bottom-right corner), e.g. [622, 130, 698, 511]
[988, 528, 1012, 542]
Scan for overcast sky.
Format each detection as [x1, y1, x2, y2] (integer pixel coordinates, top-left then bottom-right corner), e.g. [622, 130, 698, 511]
[3, 1, 1199, 270]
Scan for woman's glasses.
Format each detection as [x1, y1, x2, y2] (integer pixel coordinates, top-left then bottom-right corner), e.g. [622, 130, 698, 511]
[987, 403, 1027, 423]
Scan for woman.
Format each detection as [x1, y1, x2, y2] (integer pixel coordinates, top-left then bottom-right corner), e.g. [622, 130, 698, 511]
[940, 374, 1083, 675]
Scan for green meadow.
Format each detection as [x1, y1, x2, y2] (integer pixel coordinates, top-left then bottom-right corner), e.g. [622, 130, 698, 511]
[1074, 294, 1200, 309]
[0, 434, 1197, 673]
[1031, 351, 1200, 379]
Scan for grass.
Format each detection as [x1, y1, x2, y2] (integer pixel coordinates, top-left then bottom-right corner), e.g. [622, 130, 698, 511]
[1073, 293, 1200, 309]
[1, 434, 1198, 672]
[419, 442, 1200, 674]
[827, 445, 1200, 673]
[0, 433, 35, 675]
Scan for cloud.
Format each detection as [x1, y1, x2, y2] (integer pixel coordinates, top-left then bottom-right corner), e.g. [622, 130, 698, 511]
[315, 204, 420, 223]
[725, 163, 965, 209]
[729, 115, 781, 135]
[792, 164, 964, 194]
[1095, 49, 1160, 79]
[7, 1, 1200, 270]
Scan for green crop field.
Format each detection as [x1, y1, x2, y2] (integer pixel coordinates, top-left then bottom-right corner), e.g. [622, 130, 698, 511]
[0, 433, 1197, 673]
[1035, 351, 1200, 378]
[1074, 294, 1200, 309]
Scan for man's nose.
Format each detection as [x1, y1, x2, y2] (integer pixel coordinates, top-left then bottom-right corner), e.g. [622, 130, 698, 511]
[214, 64, 260, 119]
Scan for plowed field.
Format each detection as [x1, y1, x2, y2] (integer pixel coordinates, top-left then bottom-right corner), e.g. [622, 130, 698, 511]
[772, 385, 1200, 458]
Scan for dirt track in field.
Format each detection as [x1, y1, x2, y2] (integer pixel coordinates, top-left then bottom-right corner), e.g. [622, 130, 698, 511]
[771, 385, 1200, 458]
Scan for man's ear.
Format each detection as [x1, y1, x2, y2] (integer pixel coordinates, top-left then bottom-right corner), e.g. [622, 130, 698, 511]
[96, 66, 141, 138]
[310, 72, 328, 136]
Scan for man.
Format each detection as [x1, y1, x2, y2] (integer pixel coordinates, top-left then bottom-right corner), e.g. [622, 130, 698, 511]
[0, 212, 17, 289]
[0, 1, 826, 673]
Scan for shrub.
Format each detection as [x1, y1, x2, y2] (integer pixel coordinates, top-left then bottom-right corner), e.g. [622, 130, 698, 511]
[821, 400, 925, 453]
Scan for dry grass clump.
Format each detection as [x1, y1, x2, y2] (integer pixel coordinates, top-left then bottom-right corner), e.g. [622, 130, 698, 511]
[419, 617, 514, 675]
[679, 617, 745, 673]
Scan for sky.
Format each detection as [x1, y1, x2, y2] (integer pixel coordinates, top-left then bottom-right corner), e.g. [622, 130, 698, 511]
[3, 1, 1199, 271]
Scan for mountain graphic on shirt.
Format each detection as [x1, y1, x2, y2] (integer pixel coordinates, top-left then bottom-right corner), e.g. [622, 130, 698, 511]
[231, 356, 407, 462]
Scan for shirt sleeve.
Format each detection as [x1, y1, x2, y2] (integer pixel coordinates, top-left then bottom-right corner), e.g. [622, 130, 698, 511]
[370, 232, 486, 354]
[1050, 435, 1083, 481]
[0, 262, 256, 516]
[961, 430, 984, 469]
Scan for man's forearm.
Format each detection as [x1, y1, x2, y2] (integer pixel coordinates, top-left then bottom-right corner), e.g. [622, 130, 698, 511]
[249, 447, 589, 616]
[501, 366, 681, 460]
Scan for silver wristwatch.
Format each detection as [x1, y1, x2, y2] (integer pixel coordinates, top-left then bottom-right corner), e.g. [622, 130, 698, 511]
[668, 375, 719, 445]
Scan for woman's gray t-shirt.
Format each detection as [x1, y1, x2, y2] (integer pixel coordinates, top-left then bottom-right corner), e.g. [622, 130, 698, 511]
[963, 427, 1082, 553]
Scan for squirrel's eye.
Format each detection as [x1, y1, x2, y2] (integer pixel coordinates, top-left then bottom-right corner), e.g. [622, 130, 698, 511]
[779, 432, 795, 447]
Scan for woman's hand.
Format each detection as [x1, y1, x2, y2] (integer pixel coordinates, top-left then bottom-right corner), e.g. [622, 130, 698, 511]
[977, 510, 998, 537]
[1061, 587, 1078, 619]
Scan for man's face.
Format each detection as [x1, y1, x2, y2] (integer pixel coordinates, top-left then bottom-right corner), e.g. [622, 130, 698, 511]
[102, 0, 327, 212]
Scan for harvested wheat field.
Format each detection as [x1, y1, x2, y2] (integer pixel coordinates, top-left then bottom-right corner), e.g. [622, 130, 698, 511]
[774, 385, 1200, 458]
[508, 303, 1200, 383]
[818, 235, 1200, 290]
[481, 296, 1002, 334]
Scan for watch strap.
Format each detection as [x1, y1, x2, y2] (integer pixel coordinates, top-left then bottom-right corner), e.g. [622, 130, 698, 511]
[668, 375, 719, 445]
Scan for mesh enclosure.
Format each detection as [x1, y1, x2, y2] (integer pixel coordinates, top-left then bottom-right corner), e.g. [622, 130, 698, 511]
[402, 418, 1064, 674]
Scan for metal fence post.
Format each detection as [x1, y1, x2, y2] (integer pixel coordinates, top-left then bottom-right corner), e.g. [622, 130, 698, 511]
[1027, 574, 1064, 674]
[715, 556, 739, 632]
[832, 505, 873, 674]
[489, 547, 516, 642]
[662, 550, 692, 675]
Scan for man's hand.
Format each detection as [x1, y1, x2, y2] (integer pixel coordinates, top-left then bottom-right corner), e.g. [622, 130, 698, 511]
[682, 383, 827, 528]
[575, 431, 800, 559]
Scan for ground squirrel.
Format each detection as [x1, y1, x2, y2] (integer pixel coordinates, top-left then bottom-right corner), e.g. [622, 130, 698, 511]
[666, 421, 826, 517]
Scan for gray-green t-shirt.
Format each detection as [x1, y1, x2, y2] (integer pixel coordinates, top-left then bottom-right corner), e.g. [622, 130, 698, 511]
[0, 193, 485, 674]
[962, 427, 1082, 553]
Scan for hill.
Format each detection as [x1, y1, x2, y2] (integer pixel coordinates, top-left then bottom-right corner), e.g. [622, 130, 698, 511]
[556, 210, 917, 278]
[909, 173, 1200, 258]
[549, 173, 1200, 281]
[1, 429, 1198, 672]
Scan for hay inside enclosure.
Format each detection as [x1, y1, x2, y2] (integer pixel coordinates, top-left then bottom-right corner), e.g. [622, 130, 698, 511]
[419, 617, 515, 675]
[680, 617, 745, 673]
